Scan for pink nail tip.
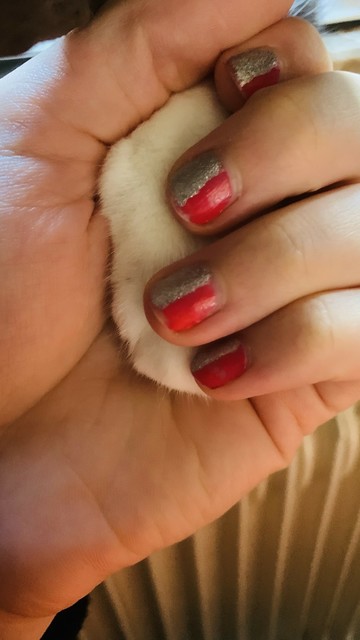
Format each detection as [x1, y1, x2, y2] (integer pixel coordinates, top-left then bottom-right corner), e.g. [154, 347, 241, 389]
[150, 264, 219, 331]
[191, 337, 248, 389]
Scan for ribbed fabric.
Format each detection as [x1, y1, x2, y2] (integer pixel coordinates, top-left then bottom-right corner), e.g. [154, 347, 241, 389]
[80, 403, 360, 640]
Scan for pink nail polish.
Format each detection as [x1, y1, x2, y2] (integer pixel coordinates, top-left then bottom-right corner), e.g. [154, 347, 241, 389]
[191, 337, 248, 388]
[169, 151, 233, 225]
[228, 48, 280, 99]
[150, 264, 220, 332]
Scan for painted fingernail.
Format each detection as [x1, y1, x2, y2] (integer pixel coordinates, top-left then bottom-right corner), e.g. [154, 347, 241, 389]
[169, 151, 234, 225]
[191, 336, 247, 389]
[150, 264, 222, 332]
[228, 48, 280, 99]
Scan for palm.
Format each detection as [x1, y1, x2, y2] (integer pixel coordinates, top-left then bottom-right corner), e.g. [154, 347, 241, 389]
[0, 94, 108, 423]
[0, 201, 108, 420]
[0, 0, 293, 423]
[1, 328, 358, 619]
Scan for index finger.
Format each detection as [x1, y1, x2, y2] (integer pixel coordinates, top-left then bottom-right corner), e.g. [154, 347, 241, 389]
[0, 0, 293, 146]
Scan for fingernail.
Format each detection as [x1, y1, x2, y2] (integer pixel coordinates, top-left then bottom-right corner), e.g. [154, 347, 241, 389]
[150, 264, 222, 332]
[228, 48, 280, 99]
[169, 150, 234, 225]
[191, 336, 248, 389]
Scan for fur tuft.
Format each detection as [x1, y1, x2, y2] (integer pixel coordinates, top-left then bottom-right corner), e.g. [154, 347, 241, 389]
[289, 0, 321, 27]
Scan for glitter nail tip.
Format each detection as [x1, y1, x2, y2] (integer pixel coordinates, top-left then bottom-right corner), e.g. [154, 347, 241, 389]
[228, 48, 280, 97]
[150, 264, 219, 332]
[170, 151, 224, 208]
[169, 151, 233, 224]
[191, 337, 247, 389]
[150, 264, 213, 310]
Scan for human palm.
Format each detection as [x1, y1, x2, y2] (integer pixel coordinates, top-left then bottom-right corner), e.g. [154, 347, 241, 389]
[0, 329, 347, 621]
[0, 0, 290, 424]
[1, 0, 360, 636]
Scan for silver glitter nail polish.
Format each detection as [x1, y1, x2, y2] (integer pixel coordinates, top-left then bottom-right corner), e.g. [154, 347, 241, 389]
[191, 336, 243, 372]
[228, 48, 279, 90]
[150, 264, 213, 310]
[170, 151, 224, 207]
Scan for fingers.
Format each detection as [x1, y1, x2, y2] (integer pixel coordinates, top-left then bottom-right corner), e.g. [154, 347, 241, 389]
[214, 17, 332, 112]
[145, 184, 360, 347]
[190, 289, 360, 399]
[167, 72, 360, 230]
[146, 182, 360, 399]
[6, 0, 292, 146]
[147, 187, 360, 401]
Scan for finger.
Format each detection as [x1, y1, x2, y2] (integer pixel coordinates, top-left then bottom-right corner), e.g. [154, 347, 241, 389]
[145, 184, 360, 345]
[167, 71, 360, 230]
[2, 0, 293, 147]
[190, 288, 360, 400]
[214, 17, 332, 112]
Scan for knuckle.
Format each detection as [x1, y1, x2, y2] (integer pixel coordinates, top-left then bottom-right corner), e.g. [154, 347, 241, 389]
[266, 217, 309, 276]
[249, 82, 319, 161]
[301, 296, 336, 353]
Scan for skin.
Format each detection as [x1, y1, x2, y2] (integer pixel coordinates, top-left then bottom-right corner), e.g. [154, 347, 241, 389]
[148, 69, 360, 401]
[0, 0, 359, 637]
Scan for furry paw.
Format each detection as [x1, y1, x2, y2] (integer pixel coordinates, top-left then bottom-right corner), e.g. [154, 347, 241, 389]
[100, 82, 226, 393]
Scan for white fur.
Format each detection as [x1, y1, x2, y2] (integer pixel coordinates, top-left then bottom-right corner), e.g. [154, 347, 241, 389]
[100, 83, 226, 394]
[100, 0, 322, 394]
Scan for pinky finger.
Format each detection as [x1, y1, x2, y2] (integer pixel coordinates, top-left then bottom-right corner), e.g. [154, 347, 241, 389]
[191, 289, 360, 400]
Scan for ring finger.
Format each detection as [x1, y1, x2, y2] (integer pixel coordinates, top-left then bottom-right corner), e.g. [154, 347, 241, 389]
[190, 287, 360, 398]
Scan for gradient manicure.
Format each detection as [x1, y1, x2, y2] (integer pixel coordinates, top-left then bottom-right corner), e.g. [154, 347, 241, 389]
[150, 264, 220, 332]
[191, 337, 247, 389]
[169, 151, 233, 225]
[228, 48, 280, 99]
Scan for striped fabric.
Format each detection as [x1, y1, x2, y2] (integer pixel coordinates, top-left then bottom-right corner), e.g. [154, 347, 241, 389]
[81, 404, 360, 640]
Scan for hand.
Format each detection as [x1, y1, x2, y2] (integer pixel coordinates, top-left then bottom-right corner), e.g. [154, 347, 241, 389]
[146, 37, 360, 407]
[0, 2, 335, 638]
[0, 0, 293, 426]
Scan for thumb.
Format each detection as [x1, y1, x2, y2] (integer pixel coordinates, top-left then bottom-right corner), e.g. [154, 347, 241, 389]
[3, 0, 292, 144]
